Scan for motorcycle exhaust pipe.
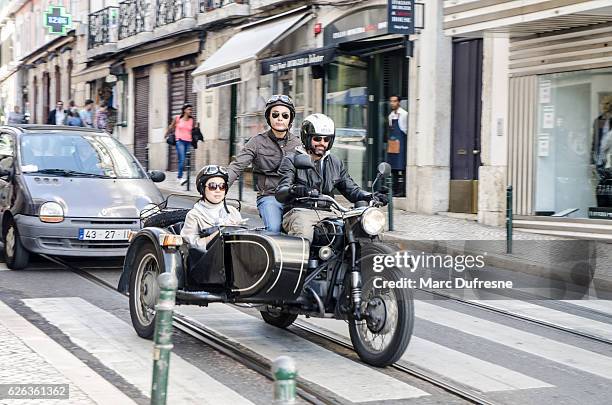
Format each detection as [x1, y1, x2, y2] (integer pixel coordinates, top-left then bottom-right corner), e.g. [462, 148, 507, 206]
[176, 290, 227, 303]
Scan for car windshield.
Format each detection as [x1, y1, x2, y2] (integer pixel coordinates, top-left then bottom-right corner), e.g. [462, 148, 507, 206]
[19, 133, 147, 179]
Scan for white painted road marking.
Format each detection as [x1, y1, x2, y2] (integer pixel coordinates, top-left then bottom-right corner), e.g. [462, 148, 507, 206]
[0, 300, 135, 404]
[416, 301, 612, 380]
[301, 317, 553, 392]
[470, 299, 612, 341]
[23, 297, 255, 405]
[564, 299, 612, 316]
[179, 304, 429, 402]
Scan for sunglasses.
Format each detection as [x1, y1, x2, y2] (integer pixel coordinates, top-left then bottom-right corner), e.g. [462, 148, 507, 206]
[313, 136, 332, 143]
[267, 95, 293, 105]
[271, 111, 291, 119]
[206, 182, 227, 191]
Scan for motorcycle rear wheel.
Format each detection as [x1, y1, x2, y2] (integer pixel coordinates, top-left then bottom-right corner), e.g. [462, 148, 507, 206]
[129, 242, 161, 339]
[260, 308, 298, 328]
[348, 242, 414, 367]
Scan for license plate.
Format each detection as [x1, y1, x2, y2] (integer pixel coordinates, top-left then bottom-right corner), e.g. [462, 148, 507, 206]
[78, 229, 130, 241]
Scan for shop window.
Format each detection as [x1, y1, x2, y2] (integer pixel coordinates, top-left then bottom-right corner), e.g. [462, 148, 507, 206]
[534, 67, 612, 219]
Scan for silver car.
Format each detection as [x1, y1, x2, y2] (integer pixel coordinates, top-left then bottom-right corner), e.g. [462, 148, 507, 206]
[0, 125, 165, 269]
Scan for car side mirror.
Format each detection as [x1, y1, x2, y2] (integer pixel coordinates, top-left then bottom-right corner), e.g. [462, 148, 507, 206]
[294, 154, 315, 170]
[377, 162, 392, 178]
[148, 170, 165, 183]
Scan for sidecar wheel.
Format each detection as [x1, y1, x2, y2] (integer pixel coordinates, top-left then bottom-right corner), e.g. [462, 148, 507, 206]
[348, 242, 414, 367]
[260, 309, 298, 328]
[129, 243, 161, 339]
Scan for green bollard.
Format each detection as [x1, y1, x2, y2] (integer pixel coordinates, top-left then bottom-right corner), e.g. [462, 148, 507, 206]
[272, 356, 297, 404]
[151, 273, 178, 405]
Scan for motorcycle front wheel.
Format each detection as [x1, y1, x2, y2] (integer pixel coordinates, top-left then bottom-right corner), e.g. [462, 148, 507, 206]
[348, 242, 414, 367]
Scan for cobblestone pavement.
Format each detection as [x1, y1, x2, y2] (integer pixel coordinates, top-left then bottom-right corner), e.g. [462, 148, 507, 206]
[0, 321, 93, 405]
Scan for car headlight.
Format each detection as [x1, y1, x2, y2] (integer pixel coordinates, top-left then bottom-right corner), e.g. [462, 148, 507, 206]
[361, 208, 386, 236]
[39, 202, 64, 223]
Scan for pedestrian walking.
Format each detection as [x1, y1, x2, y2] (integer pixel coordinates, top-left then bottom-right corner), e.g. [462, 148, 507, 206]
[47, 100, 68, 125]
[166, 103, 195, 186]
[226, 95, 302, 233]
[79, 99, 95, 128]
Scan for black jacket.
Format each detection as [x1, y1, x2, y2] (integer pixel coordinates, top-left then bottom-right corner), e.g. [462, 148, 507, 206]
[227, 129, 302, 197]
[47, 109, 68, 125]
[276, 148, 370, 211]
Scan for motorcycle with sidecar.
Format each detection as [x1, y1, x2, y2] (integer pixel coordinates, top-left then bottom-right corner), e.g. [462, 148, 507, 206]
[117, 162, 414, 367]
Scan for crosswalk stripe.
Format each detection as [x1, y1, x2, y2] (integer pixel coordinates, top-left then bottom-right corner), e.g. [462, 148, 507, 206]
[469, 299, 612, 341]
[416, 301, 612, 380]
[563, 299, 612, 316]
[178, 305, 429, 402]
[0, 300, 135, 404]
[23, 297, 255, 405]
[300, 317, 553, 392]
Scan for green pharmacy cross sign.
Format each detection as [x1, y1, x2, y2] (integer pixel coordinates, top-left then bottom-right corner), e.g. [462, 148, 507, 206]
[44, 6, 72, 35]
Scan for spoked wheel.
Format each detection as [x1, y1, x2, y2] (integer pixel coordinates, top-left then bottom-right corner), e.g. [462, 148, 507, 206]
[129, 243, 161, 338]
[348, 242, 414, 367]
[260, 307, 298, 328]
[3, 219, 30, 270]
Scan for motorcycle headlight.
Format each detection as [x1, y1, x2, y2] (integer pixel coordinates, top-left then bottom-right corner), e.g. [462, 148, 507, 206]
[361, 208, 386, 236]
[39, 201, 64, 223]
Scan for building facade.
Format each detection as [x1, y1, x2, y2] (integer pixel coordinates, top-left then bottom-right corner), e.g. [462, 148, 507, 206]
[444, 0, 612, 235]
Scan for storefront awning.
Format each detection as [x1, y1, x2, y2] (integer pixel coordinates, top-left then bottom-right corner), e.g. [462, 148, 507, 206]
[192, 10, 312, 89]
[260, 46, 337, 75]
[73, 62, 113, 84]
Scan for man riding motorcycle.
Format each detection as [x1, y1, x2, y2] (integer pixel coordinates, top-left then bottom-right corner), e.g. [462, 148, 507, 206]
[227, 95, 302, 233]
[276, 113, 389, 241]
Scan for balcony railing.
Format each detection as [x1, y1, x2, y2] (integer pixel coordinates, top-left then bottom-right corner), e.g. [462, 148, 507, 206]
[119, 0, 150, 40]
[88, 7, 119, 49]
[199, 0, 247, 13]
[156, 0, 195, 27]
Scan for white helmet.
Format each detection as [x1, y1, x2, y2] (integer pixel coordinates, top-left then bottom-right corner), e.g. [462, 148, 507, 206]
[300, 113, 335, 152]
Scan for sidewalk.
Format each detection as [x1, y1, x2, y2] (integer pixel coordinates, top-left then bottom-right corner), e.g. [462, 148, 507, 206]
[158, 171, 612, 290]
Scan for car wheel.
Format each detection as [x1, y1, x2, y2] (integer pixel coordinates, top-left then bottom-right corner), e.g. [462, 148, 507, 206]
[3, 220, 30, 270]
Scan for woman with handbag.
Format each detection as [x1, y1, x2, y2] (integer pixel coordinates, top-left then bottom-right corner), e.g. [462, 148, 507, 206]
[167, 103, 195, 185]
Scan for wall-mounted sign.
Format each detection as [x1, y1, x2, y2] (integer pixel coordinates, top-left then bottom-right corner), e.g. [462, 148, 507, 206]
[261, 47, 336, 75]
[206, 67, 241, 89]
[388, 0, 415, 35]
[324, 7, 389, 46]
[44, 6, 72, 35]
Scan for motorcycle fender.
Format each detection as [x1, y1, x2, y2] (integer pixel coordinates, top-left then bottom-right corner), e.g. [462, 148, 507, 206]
[117, 227, 184, 293]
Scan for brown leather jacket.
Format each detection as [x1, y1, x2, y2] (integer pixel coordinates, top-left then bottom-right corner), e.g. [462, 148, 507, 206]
[227, 129, 302, 197]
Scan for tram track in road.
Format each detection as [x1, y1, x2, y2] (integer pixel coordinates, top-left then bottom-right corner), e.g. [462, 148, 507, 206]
[44, 255, 339, 405]
[416, 287, 612, 346]
[47, 255, 506, 404]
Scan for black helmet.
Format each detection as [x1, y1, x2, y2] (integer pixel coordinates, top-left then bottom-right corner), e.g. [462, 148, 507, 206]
[195, 165, 229, 195]
[300, 113, 335, 152]
[264, 95, 295, 130]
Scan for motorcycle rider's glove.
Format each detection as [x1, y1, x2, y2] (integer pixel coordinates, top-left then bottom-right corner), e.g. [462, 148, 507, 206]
[368, 192, 389, 206]
[291, 185, 318, 198]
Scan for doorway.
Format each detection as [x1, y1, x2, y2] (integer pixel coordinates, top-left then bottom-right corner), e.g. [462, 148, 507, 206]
[449, 39, 483, 213]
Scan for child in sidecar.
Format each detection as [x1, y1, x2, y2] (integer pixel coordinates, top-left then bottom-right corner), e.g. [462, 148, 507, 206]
[180, 165, 244, 251]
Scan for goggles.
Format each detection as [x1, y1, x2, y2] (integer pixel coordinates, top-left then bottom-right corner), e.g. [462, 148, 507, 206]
[201, 165, 228, 176]
[267, 95, 294, 106]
